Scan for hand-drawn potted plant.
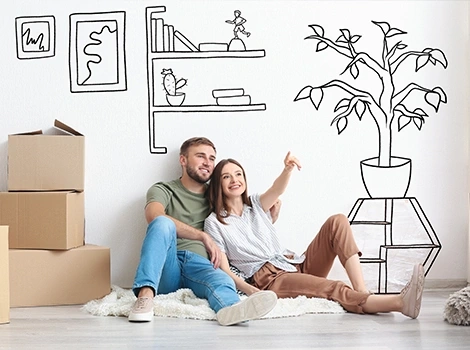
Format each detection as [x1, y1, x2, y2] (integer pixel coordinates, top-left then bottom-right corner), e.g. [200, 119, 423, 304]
[294, 21, 448, 198]
[162, 68, 187, 106]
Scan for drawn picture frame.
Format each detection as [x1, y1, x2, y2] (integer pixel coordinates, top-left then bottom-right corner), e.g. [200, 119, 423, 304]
[15, 15, 56, 59]
[69, 11, 127, 93]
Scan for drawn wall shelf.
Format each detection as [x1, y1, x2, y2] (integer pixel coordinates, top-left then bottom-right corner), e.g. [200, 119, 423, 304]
[150, 51, 265, 59]
[153, 104, 266, 113]
[348, 197, 441, 294]
[145, 6, 266, 154]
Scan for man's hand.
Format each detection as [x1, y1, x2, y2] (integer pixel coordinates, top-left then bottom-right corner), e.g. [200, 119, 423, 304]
[201, 234, 222, 269]
[269, 199, 282, 224]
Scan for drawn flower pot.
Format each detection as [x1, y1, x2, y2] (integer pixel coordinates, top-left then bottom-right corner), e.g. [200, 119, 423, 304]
[166, 93, 185, 106]
[360, 156, 412, 198]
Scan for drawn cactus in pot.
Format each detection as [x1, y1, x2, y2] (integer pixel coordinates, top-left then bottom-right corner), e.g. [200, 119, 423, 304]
[162, 68, 187, 106]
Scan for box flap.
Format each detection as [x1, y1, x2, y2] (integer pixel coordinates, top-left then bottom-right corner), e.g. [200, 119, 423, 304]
[10, 130, 43, 136]
[54, 120, 83, 136]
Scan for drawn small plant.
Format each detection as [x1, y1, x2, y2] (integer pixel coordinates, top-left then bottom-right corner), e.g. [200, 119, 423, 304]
[161, 68, 187, 95]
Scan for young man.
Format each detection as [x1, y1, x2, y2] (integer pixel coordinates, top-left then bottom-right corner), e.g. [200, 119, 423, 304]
[129, 137, 277, 325]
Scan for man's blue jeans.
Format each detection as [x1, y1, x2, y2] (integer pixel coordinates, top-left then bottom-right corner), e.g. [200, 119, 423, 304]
[132, 216, 240, 313]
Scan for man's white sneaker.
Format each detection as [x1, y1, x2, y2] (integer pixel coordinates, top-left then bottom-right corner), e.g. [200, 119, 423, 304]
[128, 297, 154, 322]
[216, 290, 277, 326]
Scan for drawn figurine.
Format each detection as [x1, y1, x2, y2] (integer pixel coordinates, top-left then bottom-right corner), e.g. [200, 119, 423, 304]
[225, 10, 251, 39]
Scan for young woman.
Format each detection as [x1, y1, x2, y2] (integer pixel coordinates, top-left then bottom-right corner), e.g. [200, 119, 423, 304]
[204, 152, 425, 318]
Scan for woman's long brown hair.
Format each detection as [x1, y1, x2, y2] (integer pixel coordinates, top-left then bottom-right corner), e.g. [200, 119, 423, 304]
[206, 158, 252, 224]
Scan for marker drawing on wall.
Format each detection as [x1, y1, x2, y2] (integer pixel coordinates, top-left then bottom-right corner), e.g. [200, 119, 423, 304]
[295, 21, 448, 198]
[161, 68, 187, 106]
[146, 6, 266, 154]
[294, 21, 446, 292]
[15, 16, 56, 59]
[69, 11, 127, 93]
[225, 9, 250, 51]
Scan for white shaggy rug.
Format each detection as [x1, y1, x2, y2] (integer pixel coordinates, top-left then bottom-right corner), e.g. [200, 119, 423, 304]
[82, 285, 345, 320]
[444, 286, 470, 326]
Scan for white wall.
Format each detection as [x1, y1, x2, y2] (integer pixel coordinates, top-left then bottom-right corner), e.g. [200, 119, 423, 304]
[0, 0, 468, 289]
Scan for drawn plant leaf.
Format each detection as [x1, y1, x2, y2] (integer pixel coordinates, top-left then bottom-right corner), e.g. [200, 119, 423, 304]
[350, 35, 361, 43]
[432, 87, 447, 103]
[397, 43, 407, 50]
[386, 28, 407, 38]
[415, 55, 430, 72]
[398, 115, 412, 131]
[355, 100, 366, 120]
[372, 21, 390, 36]
[413, 108, 427, 117]
[334, 98, 350, 112]
[424, 91, 441, 112]
[413, 117, 423, 130]
[309, 87, 324, 110]
[336, 34, 348, 43]
[350, 63, 359, 79]
[430, 49, 448, 68]
[316, 41, 328, 52]
[308, 24, 325, 37]
[340, 28, 351, 40]
[336, 117, 348, 134]
[294, 86, 313, 101]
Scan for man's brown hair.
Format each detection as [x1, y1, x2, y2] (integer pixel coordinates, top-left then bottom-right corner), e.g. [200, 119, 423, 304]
[180, 137, 216, 157]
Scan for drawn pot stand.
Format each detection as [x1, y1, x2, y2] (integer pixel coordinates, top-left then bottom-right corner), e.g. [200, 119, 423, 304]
[349, 156, 441, 294]
[360, 156, 411, 199]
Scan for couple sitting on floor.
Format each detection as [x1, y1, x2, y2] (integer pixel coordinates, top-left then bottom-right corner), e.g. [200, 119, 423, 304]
[128, 137, 425, 325]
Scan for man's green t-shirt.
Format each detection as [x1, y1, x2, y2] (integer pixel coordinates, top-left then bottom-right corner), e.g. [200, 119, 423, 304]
[146, 179, 210, 259]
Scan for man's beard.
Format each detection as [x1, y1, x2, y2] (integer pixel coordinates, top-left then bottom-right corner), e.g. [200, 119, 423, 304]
[186, 165, 210, 184]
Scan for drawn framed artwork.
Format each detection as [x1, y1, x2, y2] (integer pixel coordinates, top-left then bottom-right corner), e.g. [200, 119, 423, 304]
[15, 15, 56, 59]
[69, 11, 127, 93]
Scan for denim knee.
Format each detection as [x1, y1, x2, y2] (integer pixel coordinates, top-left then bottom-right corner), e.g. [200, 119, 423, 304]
[147, 216, 176, 240]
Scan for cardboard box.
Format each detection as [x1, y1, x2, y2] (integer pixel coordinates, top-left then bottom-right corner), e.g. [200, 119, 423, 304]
[0, 226, 10, 324]
[8, 120, 84, 191]
[0, 191, 84, 250]
[9, 244, 111, 307]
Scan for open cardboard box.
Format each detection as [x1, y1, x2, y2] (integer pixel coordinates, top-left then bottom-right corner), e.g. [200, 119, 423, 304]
[8, 120, 84, 192]
[9, 244, 110, 307]
[0, 226, 10, 324]
[0, 191, 84, 250]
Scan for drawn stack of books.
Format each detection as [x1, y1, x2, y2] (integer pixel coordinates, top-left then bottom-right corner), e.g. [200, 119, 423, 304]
[212, 88, 251, 106]
[150, 13, 229, 52]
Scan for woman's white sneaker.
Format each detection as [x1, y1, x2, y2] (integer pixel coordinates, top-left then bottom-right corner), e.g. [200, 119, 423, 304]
[216, 290, 278, 326]
[401, 263, 425, 319]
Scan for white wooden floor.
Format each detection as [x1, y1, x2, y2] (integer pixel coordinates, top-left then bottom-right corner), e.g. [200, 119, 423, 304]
[1, 289, 469, 349]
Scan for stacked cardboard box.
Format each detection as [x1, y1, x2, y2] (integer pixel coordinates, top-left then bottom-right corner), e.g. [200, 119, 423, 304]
[0, 120, 111, 308]
[0, 226, 9, 324]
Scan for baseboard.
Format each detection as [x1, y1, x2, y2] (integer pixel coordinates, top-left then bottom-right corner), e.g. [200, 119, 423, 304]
[424, 279, 468, 290]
